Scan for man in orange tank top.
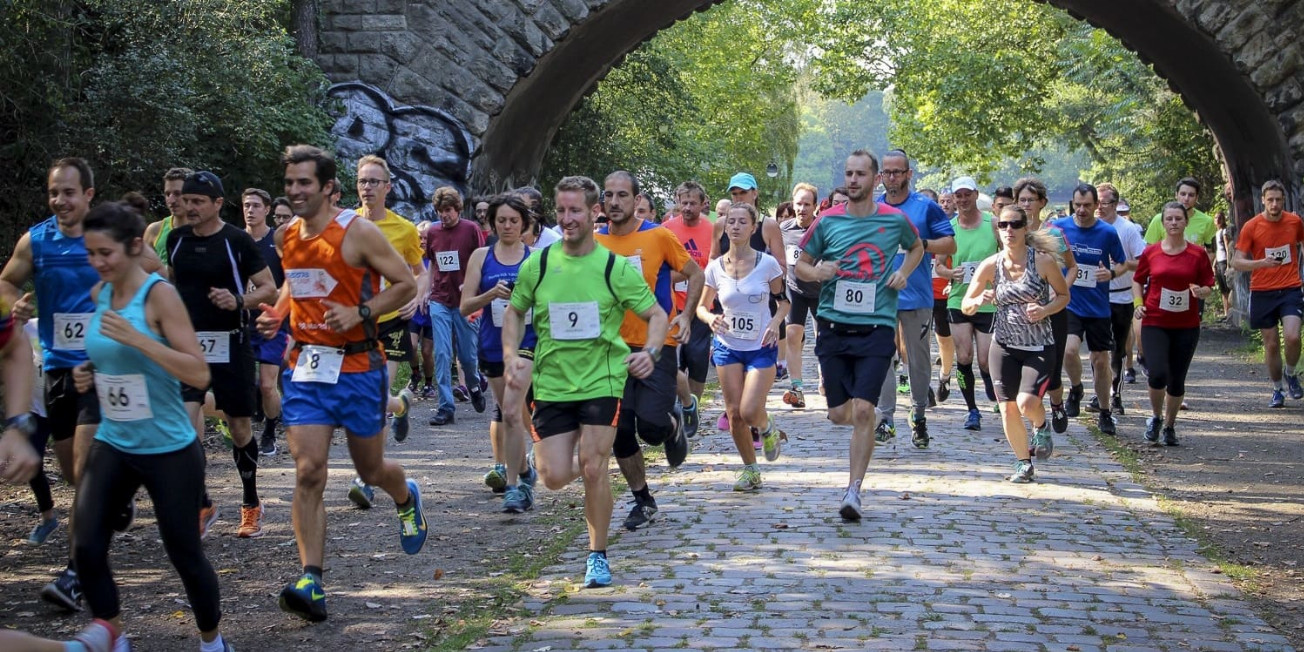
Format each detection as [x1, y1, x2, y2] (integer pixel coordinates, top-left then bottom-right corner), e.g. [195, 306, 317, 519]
[256, 145, 427, 624]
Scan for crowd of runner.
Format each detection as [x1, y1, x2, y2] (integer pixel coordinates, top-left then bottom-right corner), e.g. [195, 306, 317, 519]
[0, 146, 1295, 651]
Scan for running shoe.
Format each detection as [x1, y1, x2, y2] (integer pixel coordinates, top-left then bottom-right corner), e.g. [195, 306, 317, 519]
[1098, 410, 1116, 436]
[484, 463, 508, 493]
[1124, 367, 1137, 384]
[1008, 460, 1035, 484]
[623, 495, 658, 530]
[927, 386, 937, 408]
[1288, 374, 1303, 400]
[733, 466, 762, 492]
[71, 619, 117, 652]
[874, 419, 896, 443]
[407, 376, 421, 394]
[521, 458, 538, 489]
[682, 395, 700, 438]
[453, 385, 470, 402]
[896, 374, 909, 394]
[1030, 421, 1053, 461]
[717, 412, 730, 432]
[429, 410, 455, 426]
[782, 388, 806, 408]
[761, 417, 782, 462]
[259, 430, 278, 456]
[1051, 403, 1068, 433]
[502, 485, 534, 514]
[279, 573, 328, 622]
[584, 552, 612, 588]
[1112, 393, 1124, 416]
[479, 373, 489, 394]
[776, 364, 788, 381]
[1162, 425, 1179, 446]
[397, 479, 428, 555]
[665, 399, 689, 469]
[1085, 395, 1101, 413]
[393, 388, 413, 442]
[199, 503, 219, 539]
[470, 387, 487, 413]
[1065, 385, 1084, 417]
[112, 495, 136, 533]
[839, 487, 863, 521]
[1270, 389, 1285, 409]
[27, 517, 59, 545]
[41, 567, 83, 611]
[238, 503, 264, 539]
[963, 409, 981, 431]
[911, 417, 929, 450]
[348, 477, 375, 509]
[1144, 416, 1162, 444]
[214, 418, 233, 450]
[421, 384, 437, 400]
[936, 378, 950, 403]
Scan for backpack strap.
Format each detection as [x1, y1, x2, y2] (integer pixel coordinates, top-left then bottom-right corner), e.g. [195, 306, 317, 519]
[532, 245, 551, 294]
[604, 251, 617, 299]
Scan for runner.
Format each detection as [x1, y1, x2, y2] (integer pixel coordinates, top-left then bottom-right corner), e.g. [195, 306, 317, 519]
[23, 318, 60, 544]
[144, 167, 192, 267]
[1214, 211, 1235, 321]
[875, 150, 955, 448]
[0, 157, 105, 610]
[271, 197, 294, 229]
[166, 170, 278, 539]
[696, 201, 789, 491]
[935, 176, 999, 432]
[1133, 201, 1215, 445]
[242, 188, 287, 456]
[780, 182, 823, 409]
[503, 174, 668, 588]
[423, 187, 487, 426]
[460, 193, 538, 512]
[1231, 179, 1304, 408]
[960, 206, 1069, 482]
[1143, 177, 1218, 247]
[795, 149, 923, 520]
[595, 170, 701, 531]
[257, 144, 427, 622]
[408, 220, 437, 397]
[662, 181, 714, 436]
[73, 201, 233, 651]
[1050, 183, 1129, 436]
[1092, 182, 1146, 416]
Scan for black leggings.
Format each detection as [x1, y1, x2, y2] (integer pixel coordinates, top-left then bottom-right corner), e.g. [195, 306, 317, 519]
[1109, 302, 1134, 383]
[28, 414, 54, 512]
[1140, 326, 1200, 397]
[74, 439, 222, 632]
[1047, 309, 1069, 393]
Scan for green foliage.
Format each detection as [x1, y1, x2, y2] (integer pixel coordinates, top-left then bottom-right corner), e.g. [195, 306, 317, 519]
[0, 0, 333, 249]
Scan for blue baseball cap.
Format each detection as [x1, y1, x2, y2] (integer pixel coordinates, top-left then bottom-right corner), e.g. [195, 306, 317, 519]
[728, 172, 758, 191]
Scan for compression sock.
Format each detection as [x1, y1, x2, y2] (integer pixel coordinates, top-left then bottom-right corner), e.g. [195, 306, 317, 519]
[234, 440, 260, 506]
[958, 363, 977, 411]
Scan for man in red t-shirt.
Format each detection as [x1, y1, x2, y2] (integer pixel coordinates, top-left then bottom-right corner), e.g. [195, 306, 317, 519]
[1232, 179, 1304, 407]
[662, 180, 714, 437]
[422, 186, 486, 425]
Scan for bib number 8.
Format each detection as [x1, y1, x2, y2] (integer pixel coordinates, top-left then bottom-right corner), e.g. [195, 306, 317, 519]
[308, 352, 320, 369]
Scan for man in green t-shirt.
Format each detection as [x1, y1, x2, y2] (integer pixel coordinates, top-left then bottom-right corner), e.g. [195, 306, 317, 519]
[503, 175, 668, 590]
[1143, 177, 1217, 246]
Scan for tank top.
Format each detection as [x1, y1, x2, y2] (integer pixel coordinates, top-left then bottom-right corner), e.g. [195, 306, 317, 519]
[993, 248, 1053, 349]
[86, 274, 195, 454]
[152, 216, 175, 262]
[282, 210, 384, 374]
[251, 228, 284, 287]
[30, 217, 99, 370]
[946, 212, 999, 312]
[477, 244, 537, 362]
[1215, 227, 1228, 262]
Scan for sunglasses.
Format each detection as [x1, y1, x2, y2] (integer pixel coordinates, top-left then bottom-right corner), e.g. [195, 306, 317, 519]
[997, 220, 1027, 230]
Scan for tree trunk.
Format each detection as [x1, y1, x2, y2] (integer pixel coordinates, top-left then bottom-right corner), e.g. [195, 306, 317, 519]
[290, 0, 319, 59]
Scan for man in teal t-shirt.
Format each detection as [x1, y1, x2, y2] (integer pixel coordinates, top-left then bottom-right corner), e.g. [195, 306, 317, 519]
[796, 150, 922, 522]
[503, 175, 666, 591]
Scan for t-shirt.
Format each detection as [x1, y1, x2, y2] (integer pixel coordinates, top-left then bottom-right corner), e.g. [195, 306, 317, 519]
[510, 244, 657, 401]
[425, 218, 485, 308]
[595, 220, 693, 347]
[1050, 217, 1127, 319]
[1134, 242, 1216, 329]
[661, 215, 714, 311]
[1144, 207, 1216, 245]
[535, 226, 561, 248]
[1235, 212, 1304, 291]
[778, 217, 822, 298]
[798, 202, 918, 327]
[879, 192, 953, 311]
[166, 222, 268, 332]
[360, 206, 421, 322]
[704, 252, 784, 352]
[1103, 217, 1147, 303]
[946, 212, 998, 313]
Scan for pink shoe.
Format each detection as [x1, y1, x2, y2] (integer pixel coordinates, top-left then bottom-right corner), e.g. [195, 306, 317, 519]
[717, 413, 730, 431]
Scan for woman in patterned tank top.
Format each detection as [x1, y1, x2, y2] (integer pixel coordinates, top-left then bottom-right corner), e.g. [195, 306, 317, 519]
[961, 207, 1070, 484]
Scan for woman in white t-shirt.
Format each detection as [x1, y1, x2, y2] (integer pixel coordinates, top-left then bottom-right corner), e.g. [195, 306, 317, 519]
[1214, 211, 1233, 320]
[696, 203, 790, 492]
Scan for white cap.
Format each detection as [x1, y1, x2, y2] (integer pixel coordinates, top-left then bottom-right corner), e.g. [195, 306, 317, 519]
[951, 176, 978, 193]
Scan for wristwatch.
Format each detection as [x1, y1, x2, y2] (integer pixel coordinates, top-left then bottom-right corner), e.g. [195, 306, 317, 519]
[358, 304, 373, 321]
[5, 414, 36, 438]
[645, 346, 662, 363]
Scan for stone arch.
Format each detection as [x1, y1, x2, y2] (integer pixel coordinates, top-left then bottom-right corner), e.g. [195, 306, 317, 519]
[316, 0, 1304, 218]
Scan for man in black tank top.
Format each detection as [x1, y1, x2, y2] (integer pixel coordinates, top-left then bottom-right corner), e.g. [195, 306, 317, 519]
[243, 188, 287, 457]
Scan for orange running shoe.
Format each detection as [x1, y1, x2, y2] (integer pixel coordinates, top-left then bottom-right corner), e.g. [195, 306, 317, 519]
[199, 503, 219, 539]
[238, 504, 264, 538]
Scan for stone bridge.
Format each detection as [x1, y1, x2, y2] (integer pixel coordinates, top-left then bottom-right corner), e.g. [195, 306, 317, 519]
[313, 0, 1304, 221]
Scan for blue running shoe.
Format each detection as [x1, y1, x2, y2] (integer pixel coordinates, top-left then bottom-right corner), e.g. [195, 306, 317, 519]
[519, 465, 538, 489]
[1288, 374, 1303, 400]
[392, 388, 413, 442]
[584, 552, 612, 588]
[27, 517, 59, 545]
[963, 409, 982, 431]
[397, 479, 428, 555]
[1270, 389, 1285, 409]
[279, 573, 328, 622]
[347, 477, 374, 509]
[502, 485, 534, 514]
[484, 463, 508, 493]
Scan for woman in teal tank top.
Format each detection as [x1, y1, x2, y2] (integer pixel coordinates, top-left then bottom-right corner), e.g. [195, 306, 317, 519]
[69, 202, 233, 651]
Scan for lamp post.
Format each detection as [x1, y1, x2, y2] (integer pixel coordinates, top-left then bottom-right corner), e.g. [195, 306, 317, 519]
[766, 161, 780, 210]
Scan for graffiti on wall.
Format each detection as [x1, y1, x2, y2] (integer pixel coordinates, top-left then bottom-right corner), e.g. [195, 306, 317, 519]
[326, 82, 474, 223]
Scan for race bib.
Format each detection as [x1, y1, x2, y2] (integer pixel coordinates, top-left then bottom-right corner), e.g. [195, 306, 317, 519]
[724, 309, 763, 340]
[673, 280, 688, 292]
[626, 255, 643, 275]
[1073, 266, 1096, 288]
[194, 331, 230, 364]
[1159, 287, 1190, 312]
[490, 299, 532, 327]
[833, 280, 876, 314]
[292, 345, 344, 384]
[95, 373, 152, 421]
[1266, 244, 1292, 265]
[53, 313, 92, 351]
[786, 245, 801, 265]
[549, 301, 600, 340]
[286, 268, 338, 299]
[961, 262, 979, 285]
[435, 251, 460, 272]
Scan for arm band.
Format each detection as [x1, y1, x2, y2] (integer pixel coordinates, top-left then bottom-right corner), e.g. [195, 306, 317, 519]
[1133, 296, 1142, 308]
[772, 292, 789, 303]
